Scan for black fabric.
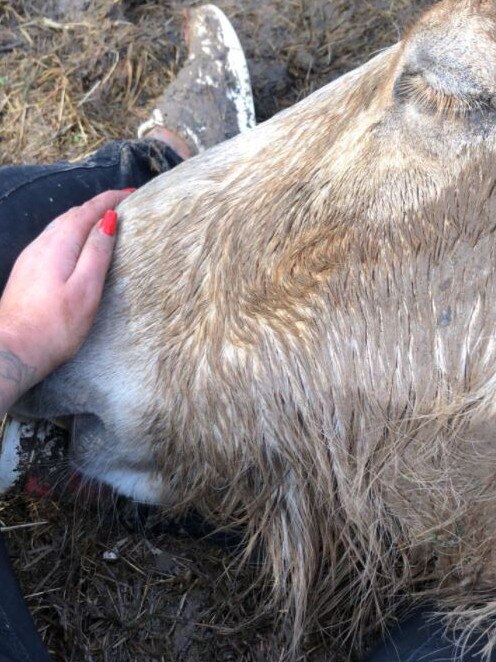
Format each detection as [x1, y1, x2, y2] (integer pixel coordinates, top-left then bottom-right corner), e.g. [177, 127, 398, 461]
[0, 532, 50, 661]
[0, 139, 182, 292]
[365, 608, 496, 662]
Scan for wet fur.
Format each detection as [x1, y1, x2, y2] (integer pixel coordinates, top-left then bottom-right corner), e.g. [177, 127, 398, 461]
[20, 0, 496, 656]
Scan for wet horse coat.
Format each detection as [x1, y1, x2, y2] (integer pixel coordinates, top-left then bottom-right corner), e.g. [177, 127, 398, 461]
[16, 0, 496, 654]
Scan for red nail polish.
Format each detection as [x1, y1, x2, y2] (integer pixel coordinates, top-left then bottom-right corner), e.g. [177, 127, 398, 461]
[122, 187, 136, 192]
[99, 209, 118, 236]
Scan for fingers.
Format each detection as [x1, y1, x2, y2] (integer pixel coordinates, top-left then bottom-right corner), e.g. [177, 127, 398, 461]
[36, 189, 131, 280]
[41, 189, 128, 237]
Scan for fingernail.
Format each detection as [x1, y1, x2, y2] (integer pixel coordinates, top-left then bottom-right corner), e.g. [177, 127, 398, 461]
[122, 187, 136, 193]
[99, 209, 118, 236]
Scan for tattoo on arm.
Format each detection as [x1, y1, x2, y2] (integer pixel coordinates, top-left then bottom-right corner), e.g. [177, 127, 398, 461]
[0, 350, 36, 413]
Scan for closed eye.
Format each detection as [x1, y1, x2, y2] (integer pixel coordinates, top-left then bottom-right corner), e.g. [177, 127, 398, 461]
[393, 69, 495, 119]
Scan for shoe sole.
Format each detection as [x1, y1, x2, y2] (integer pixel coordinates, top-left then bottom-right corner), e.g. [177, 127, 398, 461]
[0, 418, 22, 493]
[0, 418, 69, 495]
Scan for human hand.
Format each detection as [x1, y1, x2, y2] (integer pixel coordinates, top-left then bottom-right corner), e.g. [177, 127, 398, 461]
[0, 189, 132, 388]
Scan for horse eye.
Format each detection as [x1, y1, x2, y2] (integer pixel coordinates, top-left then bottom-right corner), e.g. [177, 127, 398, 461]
[393, 69, 495, 118]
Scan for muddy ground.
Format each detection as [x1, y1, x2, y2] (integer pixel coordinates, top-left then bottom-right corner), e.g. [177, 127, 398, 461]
[0, 0, 432, 660]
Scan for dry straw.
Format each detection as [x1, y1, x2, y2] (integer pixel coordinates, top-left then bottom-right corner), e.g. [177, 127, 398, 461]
[0, 0, 182, 165]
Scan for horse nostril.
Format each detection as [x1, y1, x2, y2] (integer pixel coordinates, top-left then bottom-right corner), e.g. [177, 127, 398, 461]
[51, 416, 72, 431]
[70, 413, 106, 454]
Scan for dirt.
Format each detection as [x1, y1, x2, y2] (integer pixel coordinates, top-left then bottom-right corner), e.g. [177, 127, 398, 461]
[0, 0, 433, 659]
